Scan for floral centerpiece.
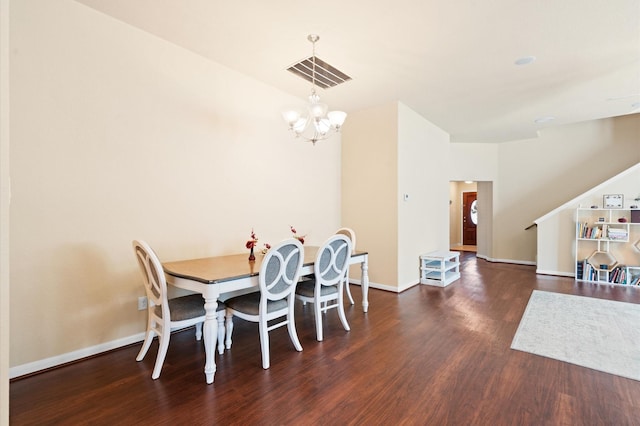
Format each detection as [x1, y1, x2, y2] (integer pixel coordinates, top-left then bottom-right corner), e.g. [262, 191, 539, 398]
[246, 229, 258, 261]
[261, 243, 271, 255]
[290, 226, 306, 244]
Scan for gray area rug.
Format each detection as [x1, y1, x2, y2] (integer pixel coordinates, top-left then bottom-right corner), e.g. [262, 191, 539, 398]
[511, 290, 640, 381]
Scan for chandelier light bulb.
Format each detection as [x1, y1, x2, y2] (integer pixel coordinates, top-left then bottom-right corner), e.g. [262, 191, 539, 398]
[282, 110, 301, 127]
[327, 110, 347, 128]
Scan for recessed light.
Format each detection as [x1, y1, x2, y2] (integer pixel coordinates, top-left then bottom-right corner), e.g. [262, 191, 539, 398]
[534, 116, 555, 124]
[515, 56, 536, 66]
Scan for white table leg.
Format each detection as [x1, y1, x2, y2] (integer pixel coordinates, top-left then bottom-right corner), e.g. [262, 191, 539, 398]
[361, 255, 369, 313]
[202, 297, 218, 384]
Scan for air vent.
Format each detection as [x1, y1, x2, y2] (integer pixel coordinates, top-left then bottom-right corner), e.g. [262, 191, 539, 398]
[287, 56, 351, 89]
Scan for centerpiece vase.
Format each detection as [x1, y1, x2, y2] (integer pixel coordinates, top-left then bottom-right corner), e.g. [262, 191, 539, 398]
[249, 246, 255, 261]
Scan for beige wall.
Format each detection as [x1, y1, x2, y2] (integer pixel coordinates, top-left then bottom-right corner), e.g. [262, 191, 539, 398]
[342, 102, 450, 291]
[494, 115, 640, 263]
[1, 0, 10, 420]
[10, 0, 341, 370]
[536, 164, 640, 276]
[476, 181, 493, 260]
[451, 115, 640, 264]
[342, 102, 398, 289]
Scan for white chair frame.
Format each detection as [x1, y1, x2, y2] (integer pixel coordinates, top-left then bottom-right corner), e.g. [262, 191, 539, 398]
[133, 240, 228, 380]
[225, 239, 304, 369]
[335, 227, 357, 305]
[296, 234, 352, 342]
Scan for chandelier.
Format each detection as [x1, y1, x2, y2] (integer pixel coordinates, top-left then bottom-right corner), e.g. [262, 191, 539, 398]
[282, 35, 347, 145]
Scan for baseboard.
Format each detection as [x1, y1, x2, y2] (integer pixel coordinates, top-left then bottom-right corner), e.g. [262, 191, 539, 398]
[348, 278, 400, 293]
[10, 332, 146, 379]
[536, 269, 575, 278]
[476, 254, 536, 266]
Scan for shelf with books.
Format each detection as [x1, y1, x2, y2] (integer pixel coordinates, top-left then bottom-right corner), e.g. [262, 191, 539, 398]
[575, 208, 640, 286]
[628, 267, 640, 286]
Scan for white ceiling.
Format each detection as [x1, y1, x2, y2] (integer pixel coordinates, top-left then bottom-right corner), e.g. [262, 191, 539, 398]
[74, 0, 640, 142]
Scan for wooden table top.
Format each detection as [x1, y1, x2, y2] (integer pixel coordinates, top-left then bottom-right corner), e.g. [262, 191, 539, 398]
[163, 246, 367, 284]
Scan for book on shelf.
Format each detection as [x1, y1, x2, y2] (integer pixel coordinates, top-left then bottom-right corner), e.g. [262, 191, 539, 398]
[608, 265, 626, 284]
[607, 227, 628, 240]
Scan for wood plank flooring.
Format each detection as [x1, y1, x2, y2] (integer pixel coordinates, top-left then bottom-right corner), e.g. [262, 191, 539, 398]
[10, 253, 640, 425]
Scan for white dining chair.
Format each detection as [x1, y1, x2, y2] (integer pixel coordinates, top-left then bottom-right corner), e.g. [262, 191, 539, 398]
[295, 234, 352, 341]
[335, 227, 357, 305]
[132, 240, 229, 379]
[225, 239, 304, 369]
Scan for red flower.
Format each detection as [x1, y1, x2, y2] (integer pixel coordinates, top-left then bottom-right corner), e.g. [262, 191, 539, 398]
[290, 225, 305, 244]
[246, 228, 258, 250]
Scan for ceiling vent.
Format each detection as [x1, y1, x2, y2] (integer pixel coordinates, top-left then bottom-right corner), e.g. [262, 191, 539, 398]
[287, 56, 351, 89]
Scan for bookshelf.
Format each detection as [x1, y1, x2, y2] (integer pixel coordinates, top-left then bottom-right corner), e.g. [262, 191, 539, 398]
[420, 251, 460, 287]
[575, 208, 640, 285]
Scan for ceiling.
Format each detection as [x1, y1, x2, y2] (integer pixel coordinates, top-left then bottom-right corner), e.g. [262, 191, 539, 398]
[74, 0, 640, 143]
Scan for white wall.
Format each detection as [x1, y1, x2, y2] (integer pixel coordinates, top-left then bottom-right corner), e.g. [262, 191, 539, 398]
[398, 103, 450, 290]
[449, 143, 498, 182]
[10, 0, 341, 372]
[1, 0, 10, 420]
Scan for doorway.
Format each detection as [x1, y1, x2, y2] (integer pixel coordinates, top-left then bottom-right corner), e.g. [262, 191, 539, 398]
[462, 191, 477, 245]
[449, 181, 479, 253]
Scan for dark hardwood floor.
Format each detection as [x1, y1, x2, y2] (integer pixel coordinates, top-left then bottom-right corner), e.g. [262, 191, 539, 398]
[11, 253, 640, 425]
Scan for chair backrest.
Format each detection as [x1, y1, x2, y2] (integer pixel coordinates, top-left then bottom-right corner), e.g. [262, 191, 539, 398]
[315, 234, 352, 287]
[335, 227, 356, 254]
[260, 239, 304, 301]
[132, 240, 169, 318]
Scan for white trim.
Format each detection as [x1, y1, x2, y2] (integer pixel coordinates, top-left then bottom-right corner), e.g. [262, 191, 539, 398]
[348, 279, 402, 293]
[398, 280, 420, 293]
[477, 254, 536, 266]
[10, 333, 146, 379]
[536, 269, 575, 278]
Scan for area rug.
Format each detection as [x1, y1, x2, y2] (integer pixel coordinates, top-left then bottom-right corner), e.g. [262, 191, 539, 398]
[511, 290, 640, 381]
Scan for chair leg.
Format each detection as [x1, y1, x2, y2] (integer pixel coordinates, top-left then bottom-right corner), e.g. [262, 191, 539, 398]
[136, 317, 156, 361]
[151, 326, 171, 380]
[287, 302, 303, 352]
[195, 322, 203, 341]
[258, 319, 270, 370]
[344, 277, 355, 305]
[225, 311, 233, 350]
[314, 298, 324, 342]
[136, 330, 155, 361]
[216, 312, 225, 354]
[337, 291, 351, 332]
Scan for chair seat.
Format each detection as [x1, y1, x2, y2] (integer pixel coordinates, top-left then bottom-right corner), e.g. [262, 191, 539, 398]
[295, 280, 338, 298]
[226, 292, 287, 316]
[154, 294, 223, 321]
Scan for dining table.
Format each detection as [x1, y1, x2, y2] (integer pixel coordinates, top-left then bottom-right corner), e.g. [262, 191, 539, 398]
[163, 245, 369, 384]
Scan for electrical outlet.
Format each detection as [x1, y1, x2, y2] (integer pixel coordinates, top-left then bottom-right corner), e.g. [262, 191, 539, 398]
[137, 296, 148, 311]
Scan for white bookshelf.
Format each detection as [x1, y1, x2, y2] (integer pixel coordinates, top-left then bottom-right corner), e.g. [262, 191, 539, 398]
[575, 207, 640, 285]
[420, 251, 460, 287]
